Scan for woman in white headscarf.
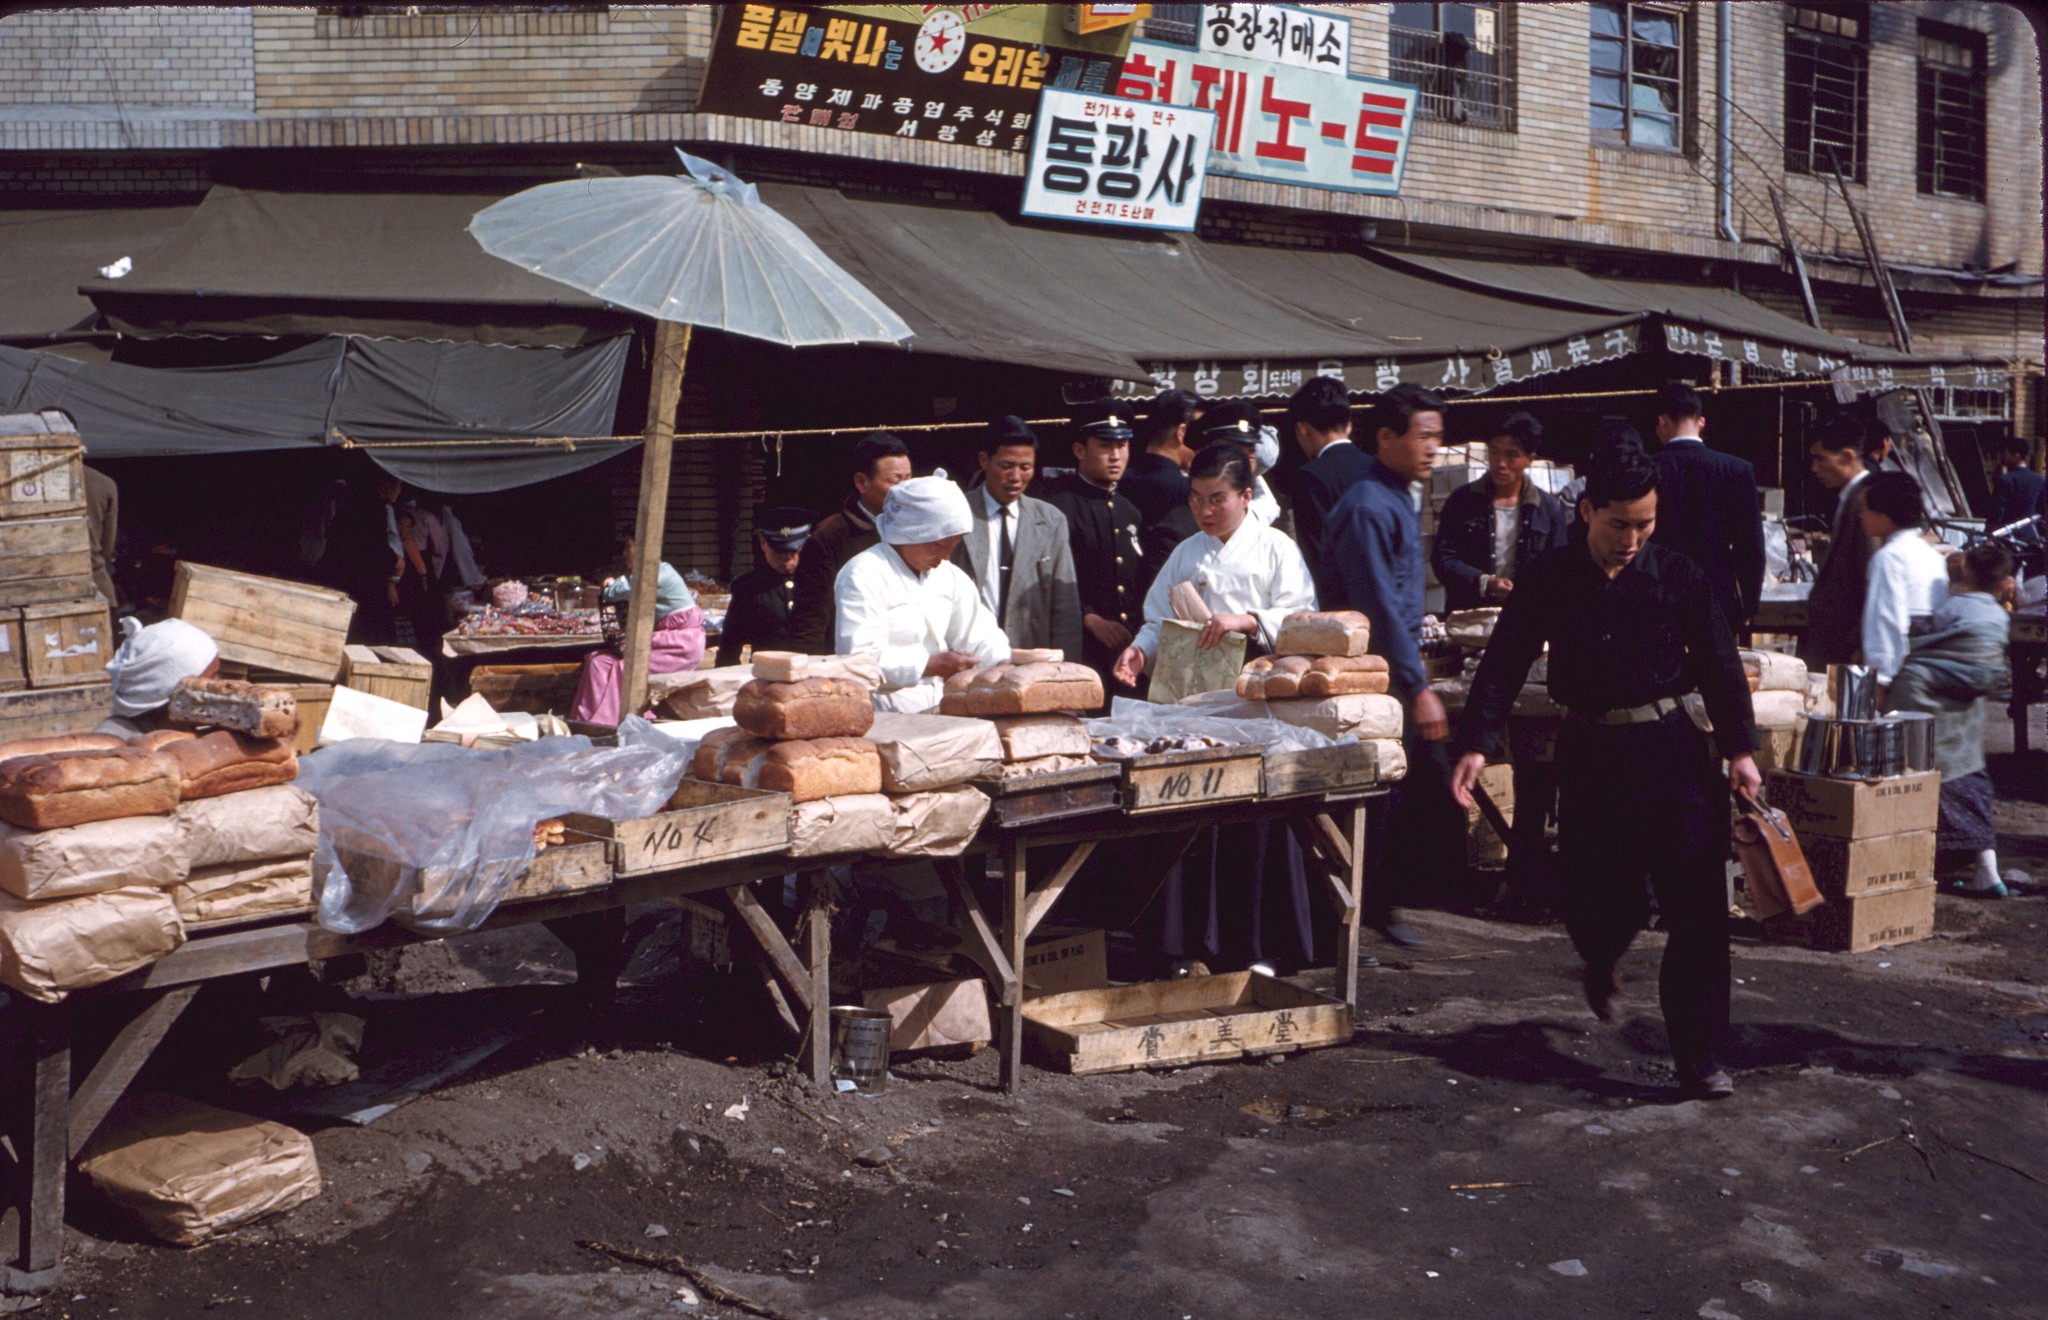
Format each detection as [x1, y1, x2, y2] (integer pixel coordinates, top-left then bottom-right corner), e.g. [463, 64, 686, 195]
[95, 617, 220, 737]
[835, 474, 1011, 714]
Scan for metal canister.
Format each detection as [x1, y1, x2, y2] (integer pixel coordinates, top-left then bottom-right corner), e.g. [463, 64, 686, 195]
[1794, 714, 1834, 775]
[1889, 711, 1936, 772]
[1876, 719, 1905, 778]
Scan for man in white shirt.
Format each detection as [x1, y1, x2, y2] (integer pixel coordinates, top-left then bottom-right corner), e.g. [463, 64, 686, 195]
[837, 475, 1011, 714]
[1859, 471, 1950, 701]
[952, 417, 1084, 661]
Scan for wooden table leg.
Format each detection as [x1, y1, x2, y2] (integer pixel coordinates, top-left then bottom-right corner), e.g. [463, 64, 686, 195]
[5, 1002, 69, 1295]
[67, 985, 200, 1160]
[1338, 802, 1369, 1012]
[543, 911, 624, 1014]
[801, 871, 832, 1090]
[998, 837, 1028, 1093]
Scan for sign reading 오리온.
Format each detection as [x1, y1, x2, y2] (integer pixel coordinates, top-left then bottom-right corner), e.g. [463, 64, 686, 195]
[1021, 89, 1216, 232]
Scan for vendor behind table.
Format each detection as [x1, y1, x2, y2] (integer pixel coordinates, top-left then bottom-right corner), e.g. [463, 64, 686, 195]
[567, 535, 705, 725]
[790, 431, 912, 655]
[95, 617, 221, 738]
[715, 506, 812, 668]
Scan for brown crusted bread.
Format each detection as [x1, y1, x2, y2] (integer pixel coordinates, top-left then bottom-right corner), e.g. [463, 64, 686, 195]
[0, 733, 127, 764]
[159, 731, 298, 802]
[717, 739, 775, 788]
[0, 748, 181, 830]
[937, 661, 1104, 716]
[690, 726, 764, 782]
[744, 737, 883, 803]
[130, 730, 198, 752]
[989, 715, 1092, 762]
[1236, 656, 1312, 700]
[167, 677, 300, 740]
[1297, 655, 1392, 698]
[1273, 610, 1372, 658]
[731, 677, 875, 740]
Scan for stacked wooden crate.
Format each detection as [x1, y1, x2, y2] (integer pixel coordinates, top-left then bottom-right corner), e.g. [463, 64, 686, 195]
[171, 562, 357, 753]
[0, 412, 112, 740]
[1765, 769, 1940, 952]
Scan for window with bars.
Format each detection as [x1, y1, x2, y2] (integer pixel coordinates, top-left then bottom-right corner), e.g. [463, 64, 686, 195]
[1589, 2, 1685, 151]
[1917, 21, 1987, 201]
[1388, 2, 1513, 131]
[1144, 3, 1203, 47]
[1784, 4, 1868, 180]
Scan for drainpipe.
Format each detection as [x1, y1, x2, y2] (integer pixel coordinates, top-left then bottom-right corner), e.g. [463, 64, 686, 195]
[1716, 1, 1737, 242]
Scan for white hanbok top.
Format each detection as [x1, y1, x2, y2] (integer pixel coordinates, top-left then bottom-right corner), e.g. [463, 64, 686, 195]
[1863, 528, 1950, 684]
[836, 541, 1011, 713]
[1132, 518, 1318, 659]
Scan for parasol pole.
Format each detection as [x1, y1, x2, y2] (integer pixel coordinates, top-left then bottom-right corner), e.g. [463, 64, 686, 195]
[622, 317, 691, 721]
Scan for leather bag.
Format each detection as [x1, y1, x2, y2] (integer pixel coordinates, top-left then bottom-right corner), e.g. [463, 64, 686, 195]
[1733, 787, 1824, 919]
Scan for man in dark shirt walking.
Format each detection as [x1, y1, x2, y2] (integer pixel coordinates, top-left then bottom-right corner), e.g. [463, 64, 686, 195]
[1125, 391, 1201, 595]
[1451, 440, 1760, 1100]
[1648, 381, 1766, 635]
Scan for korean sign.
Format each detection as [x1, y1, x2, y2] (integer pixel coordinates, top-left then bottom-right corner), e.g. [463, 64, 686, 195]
[1198, 3, 1349, 72]
[1116, 39, 1418, 196]
[1659, 322, 2008, 402]
[1022, 90, 1215, 231]
[696, 4, 1127, 152]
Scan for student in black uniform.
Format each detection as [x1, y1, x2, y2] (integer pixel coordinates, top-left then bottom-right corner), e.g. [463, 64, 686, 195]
[1452, 439, 1759, 1101]
[715, 507, 811, 667]
[1038, 401, 1147, 687]
[1131, 392, 1202, 598]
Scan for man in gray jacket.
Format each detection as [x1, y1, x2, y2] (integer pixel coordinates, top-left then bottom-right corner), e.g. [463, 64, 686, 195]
[952, 417, 1084, 662]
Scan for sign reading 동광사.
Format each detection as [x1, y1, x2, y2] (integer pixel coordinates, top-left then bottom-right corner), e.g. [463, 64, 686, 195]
[1117, 38, 1417, 196]
[1198, 3, 1350, 71]
[1021, 90, 1215, 231]
[695, 4, 1128, 152]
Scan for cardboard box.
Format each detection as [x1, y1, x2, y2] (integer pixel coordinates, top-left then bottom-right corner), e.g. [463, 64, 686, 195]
[861, 978, 992, 1053]
[1803, 879, 1937, 953]
[1801, 829, 1938, 900]
[1024, 926, 1108, 997]
[1765, 770, 1940, 842]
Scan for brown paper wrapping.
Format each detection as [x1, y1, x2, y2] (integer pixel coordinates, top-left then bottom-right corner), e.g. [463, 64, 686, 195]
[884, 785, 991, 859]
[0, 886, 185, 1002]
[657, 654, 885, 719]
[786, 793, 895, 859]
[1444, 608, 1502, 650]
[174, 785, 320, 870]
[1365, 738, 1408, 782]
[0, 814, 189, 901]
[867, 712, 1003, 792]
[996, 754, 1096, 779]
[172, 857, 315, 927]
[77, 1094, 321, 1247]
[1739, 649, 1810, 693]
[861, 978, 991, 1052]
[1751, 689, 1808, 731]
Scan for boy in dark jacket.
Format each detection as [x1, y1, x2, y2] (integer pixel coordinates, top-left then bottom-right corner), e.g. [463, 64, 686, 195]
[1430, 411, 1569, 612]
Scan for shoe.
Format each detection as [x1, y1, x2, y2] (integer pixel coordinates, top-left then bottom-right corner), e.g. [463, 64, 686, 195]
[1372, 920, 1430, 950]
[1582, 964, 1622, 1022]
[1949, 877, 2009, 899]
[1246, 960, 1279, 978]
[1680, 1069, 1736, 1100]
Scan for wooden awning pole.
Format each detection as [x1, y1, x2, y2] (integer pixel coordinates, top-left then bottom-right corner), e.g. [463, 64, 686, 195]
[622, 319, 691, 721]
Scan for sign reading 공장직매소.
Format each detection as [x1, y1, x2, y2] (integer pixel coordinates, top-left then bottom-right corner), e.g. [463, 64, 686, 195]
[1198, 2, 1350, 71]
[694, 3, 1130, 152]
[1021, 89, 1215, 231]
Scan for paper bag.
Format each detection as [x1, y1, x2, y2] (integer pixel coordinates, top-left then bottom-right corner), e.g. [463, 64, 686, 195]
[1740, 649, 1810, 693]
[78, 1094, 321, 1247]
[172, 857, 315, 927]
[1365, 737, 1408, 782]
[1751, 689, 1808, 730]
[861, 978, 992, 1052]
[867, 712, 1003, 792]
[0, 886, 184, 1002]
[787, 793, 894, 859]
[174, 785, 319, 870]
[0, 814, 189, 901]
[1151, 618, 1245, 707]
[1444, 608, 1501, 651]
[883, 785, 992, 859]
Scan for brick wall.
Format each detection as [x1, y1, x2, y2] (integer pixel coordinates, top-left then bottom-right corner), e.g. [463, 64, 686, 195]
[0, 7, 252, 108]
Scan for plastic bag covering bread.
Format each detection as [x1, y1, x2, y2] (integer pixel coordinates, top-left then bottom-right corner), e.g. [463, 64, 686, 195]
[77, 1094, 321, 1247]
[1094, 694, 1354, 751]
[174, 786, 319, 871]
[1739, 649, 1810, 693]
[0, 814, 189, 901]
[172, 858, 315, 927]
[884, 785, 991, 858]
[298, 717, 687, 936]
[1172, 690, 1401, 742]
[0, 886, 185, 1002]
[867, 712, 1003, 791]
[787, 793, 894, 859]
[1750, 689, 1808, 730]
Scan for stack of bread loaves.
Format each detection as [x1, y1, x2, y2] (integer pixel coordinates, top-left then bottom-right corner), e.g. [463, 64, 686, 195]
[0, 678, 315, 1002]
[939, 653, 1104, 781]
[1228, 613, 1405, 775]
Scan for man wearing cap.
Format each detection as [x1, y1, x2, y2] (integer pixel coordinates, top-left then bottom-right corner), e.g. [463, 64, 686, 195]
[716, 507, 812, 668]
[1038, 402, 1147, 687]
[951, 418, 1084, 662]
[837, 475, 1012, 714]
[790, 431, 913, 654]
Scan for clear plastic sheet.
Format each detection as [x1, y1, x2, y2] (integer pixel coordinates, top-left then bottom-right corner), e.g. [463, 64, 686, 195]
[300, 717, 689, 935]
[1084, 697, 1346, 757]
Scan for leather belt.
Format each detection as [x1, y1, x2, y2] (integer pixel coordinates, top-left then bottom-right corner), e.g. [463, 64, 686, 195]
[1564, 696, 1683, 725]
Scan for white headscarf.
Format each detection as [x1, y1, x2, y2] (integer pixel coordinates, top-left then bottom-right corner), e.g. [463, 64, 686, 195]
[105, 618, 218, 717]
[874, 473, 972, 546]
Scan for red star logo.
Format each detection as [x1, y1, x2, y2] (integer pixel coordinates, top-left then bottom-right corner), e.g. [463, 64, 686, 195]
[928, 27, 955, 55]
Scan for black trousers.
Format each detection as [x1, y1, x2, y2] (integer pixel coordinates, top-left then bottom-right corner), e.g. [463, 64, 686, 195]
[1368, 729, 1463, 927]
[1554, 711, 1731, 1077]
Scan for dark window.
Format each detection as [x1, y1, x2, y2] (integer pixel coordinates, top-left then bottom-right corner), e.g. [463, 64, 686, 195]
[1389, 2, 1513, 131]
[1917, 21, 1987, 201]
[1589, 2, 1685, 151]
[1784, 4, 1868, 180]
[1144, 4, 1202, 48]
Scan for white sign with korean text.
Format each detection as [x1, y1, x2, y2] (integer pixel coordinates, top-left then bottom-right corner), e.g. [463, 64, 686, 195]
[1199, 3, 1349, 71]
[1021, 88, 1215, 231]
[1117, 38, 1417, 196]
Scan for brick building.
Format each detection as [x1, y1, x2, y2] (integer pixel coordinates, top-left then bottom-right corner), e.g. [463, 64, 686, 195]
[0, 3, 2038, 583]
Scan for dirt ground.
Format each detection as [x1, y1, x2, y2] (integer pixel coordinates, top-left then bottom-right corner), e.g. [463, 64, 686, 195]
[13, 714, 2048, 1320]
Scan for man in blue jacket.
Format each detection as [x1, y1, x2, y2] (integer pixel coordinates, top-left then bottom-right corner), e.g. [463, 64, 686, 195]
[1648, 381, 1765, 635]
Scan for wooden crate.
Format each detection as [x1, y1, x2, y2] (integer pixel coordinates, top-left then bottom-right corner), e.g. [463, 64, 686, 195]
[971, 762, 1121, 827]
[341, 644, 432, 710]
[0, 681, 109, 743]
[0, 516, 94, 608]
[20, 597, 109, 689]
[561, 780, 790, 877]
[1117, 746, 1263, 816]
[1022, 972, 1353, 1075]
[0, 413, 87, 521]
[468, 662, 582, 715]
[213, 662, 332, 755]
[342, 839, 612, 925]
[1262, 741, 1380, 800]
[0, 615, 25, 691]
[170, 561, 355, 681]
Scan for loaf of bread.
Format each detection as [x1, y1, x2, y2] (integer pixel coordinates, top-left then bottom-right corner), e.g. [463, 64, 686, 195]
[741, 737, 883, 802]
[1273, 611, 1372, 658]
[938, 661, 1103, 717]
[0, 748, 181, 830]
[168, 677, 299, 740]
[0, 733, 127, 763]
[1237, 654, 1390, 700]
[690, 727, 770, 783]
[159, 731, 298, 801]
[130, 730, 197, 752]
[990, 714, 1091, 762]
[732, 677, 875, 740]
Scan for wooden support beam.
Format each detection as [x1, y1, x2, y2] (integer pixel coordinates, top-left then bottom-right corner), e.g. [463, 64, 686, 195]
[934, 859, 1016, 995]
[12, 1004, 69, 1287]
[1312, 812, 1354, 871]
[621, 318, 691, 720]
[723, 885, 812, 1015]
[999, 837, 1028, 1092]
[800, 873, 832, 1089]
[1018, 840, 1096, 940]
[1338, 804, 1369, 1010]
[67, 985, 200, 1160]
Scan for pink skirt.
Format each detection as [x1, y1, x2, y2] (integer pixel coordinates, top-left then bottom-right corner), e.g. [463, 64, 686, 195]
[567, 606, 706, 725]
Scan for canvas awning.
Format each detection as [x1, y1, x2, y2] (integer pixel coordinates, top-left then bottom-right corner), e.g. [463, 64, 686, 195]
[0, 205, 196, 342]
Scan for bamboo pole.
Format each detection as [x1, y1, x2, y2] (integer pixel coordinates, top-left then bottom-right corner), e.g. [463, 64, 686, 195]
[622, 319, 691, 722]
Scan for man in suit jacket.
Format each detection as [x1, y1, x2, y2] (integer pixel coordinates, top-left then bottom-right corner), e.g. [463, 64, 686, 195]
[952, 417, 1084, 661]
[1802, 414, 1879, 666]
[788, 432, 911, 653]
[1287, 376, 1372, 599]
[1648, 381, 1765, 634]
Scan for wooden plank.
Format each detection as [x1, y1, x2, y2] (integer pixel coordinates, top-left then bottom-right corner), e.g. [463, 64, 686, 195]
[20, 597, 109, 689]
[562, 781, 790, 877]
[723, 885, 812, 1014]
[23, 1004, 70, 1276]
[1018, 840, 1096, 940]
[1022, 972, 1352, 1074]
[1121, 749, 1262, 816]
[341, 644, 432, 709]
[1000, 841, 1027, 1092]
[0, 436, 86, 521]
[1292, 818, 1357, 916]
[1262, 742, 1379, 799]
[468, 663, 583, 714]
[1311, 812, 1354, 871]
[65, 985, 200, 1159]
[1336, 806, 1367, 1008]
[800, 871, 831, 1089]
[933, 858, 1016, 996]
[0, 574, 97, 609]
[0, 615, 25, 691]
[0, 515, 90, 571]
[977, 767, 1121, 827]
[0, 680, 109, 742]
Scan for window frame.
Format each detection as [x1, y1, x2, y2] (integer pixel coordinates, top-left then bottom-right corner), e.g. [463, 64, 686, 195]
[1387, 2, 1515, 133]
[1588, 1, 1689, 154]
[1782, 3, 1869, 182]
[1916, 20, 1988, 202]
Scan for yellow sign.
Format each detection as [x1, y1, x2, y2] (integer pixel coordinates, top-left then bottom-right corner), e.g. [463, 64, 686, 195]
[1068, 4, 1150, 35]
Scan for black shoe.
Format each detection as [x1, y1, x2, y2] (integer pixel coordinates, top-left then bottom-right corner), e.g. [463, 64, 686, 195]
[1582, 964, 1622, 1022]
[1371, 920, 1430, 950]
[1680, 1069, 1736, 1100]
